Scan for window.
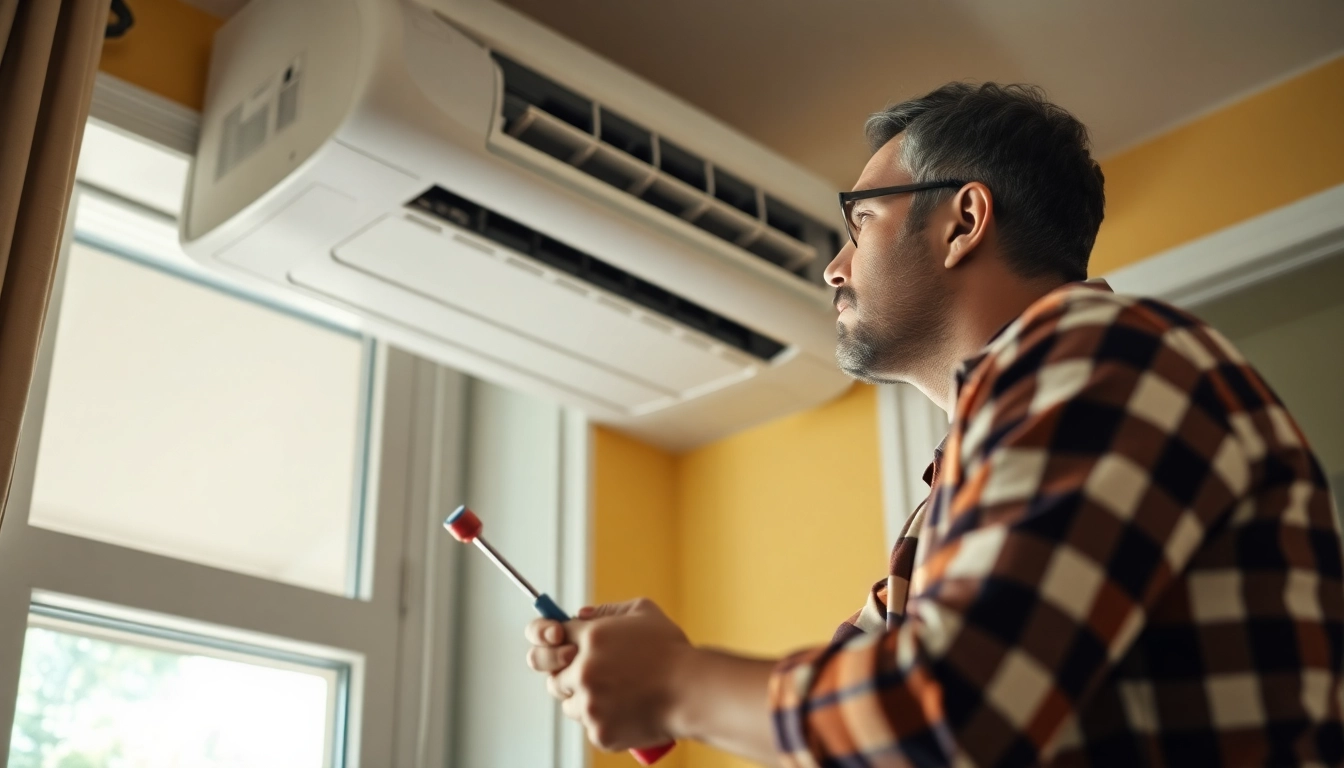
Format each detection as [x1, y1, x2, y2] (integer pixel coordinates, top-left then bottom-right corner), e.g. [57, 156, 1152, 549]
[1, 100, 594, 767]
[10, 598, 346, 768]
[0, 121, 415, 767]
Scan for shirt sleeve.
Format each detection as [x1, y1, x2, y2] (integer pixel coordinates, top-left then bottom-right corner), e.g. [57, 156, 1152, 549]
[769, 295, 1252, 767]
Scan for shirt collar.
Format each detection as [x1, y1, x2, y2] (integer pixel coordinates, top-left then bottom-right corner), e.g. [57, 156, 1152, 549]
[953, 277, 1113, 392]
[928, 277, 1113, 487]
[923, 434, 948, 488]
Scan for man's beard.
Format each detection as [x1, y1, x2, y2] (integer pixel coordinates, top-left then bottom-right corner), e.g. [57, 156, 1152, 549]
[834, 221, 953, 384]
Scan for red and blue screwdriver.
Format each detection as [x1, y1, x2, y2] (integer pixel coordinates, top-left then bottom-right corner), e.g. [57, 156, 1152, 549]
[444, 505, 676, 766]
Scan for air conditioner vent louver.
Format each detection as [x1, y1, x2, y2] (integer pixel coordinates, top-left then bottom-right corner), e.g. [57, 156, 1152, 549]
[409, 186, 788, 362]
[492, 53, 841, 283]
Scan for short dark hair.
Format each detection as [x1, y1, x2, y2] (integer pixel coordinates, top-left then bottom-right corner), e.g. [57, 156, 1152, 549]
[866, 82, 1105, 282]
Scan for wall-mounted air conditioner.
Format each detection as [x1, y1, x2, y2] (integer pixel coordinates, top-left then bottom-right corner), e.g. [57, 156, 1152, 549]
[182, 0, 850, 449]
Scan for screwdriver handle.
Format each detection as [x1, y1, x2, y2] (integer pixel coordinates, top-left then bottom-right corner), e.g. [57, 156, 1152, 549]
[533, 595, 676, 765]
[534, 593, 569, 622]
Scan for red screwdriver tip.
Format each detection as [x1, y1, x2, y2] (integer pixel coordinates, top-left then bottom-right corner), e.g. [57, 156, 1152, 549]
[444, 505, 483, 543]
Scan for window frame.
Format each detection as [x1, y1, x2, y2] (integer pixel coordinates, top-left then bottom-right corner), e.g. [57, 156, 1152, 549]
[20, 595, 352, 768]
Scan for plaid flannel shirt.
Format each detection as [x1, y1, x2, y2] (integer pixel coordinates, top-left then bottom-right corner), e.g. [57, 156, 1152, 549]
[770, 282, 1344, 767]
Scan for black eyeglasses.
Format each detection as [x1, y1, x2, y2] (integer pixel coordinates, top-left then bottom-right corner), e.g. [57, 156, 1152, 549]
[838, 180, 967, 246]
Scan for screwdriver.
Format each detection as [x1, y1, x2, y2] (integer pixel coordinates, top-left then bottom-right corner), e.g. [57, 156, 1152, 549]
[444, 505, 676, 766]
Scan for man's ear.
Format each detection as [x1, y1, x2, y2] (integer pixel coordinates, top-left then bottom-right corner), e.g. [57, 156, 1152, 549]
[943, 182, 993, 269]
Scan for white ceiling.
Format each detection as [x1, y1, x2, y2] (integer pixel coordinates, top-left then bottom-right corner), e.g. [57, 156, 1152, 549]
[185, 1, 1344, 186]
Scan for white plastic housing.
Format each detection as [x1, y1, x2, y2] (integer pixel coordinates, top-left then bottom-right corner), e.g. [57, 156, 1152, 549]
[182, 0, 850, 449]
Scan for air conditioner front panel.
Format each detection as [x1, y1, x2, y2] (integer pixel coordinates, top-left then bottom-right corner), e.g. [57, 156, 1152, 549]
[288, 257, 674, 415]
[326, 119, 840, 355]
[330, 214, 760, 400]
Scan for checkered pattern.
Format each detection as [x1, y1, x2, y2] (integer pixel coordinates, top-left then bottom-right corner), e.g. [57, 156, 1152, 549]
[770, 283, 1344, 767]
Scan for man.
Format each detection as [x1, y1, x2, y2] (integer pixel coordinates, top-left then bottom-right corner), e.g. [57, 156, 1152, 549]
[526, 83, 1344, 766]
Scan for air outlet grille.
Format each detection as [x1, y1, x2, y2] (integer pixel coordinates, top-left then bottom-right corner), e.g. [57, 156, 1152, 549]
[492, 54, 841, 283]
[408, 186, 788, 362]
[216, 102, 270, 181]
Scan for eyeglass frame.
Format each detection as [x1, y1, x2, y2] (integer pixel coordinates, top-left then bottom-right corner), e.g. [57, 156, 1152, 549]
[838, 180, 968, 246]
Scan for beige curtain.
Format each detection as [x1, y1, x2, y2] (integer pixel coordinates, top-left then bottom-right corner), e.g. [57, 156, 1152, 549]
[0, 0, 110, 531]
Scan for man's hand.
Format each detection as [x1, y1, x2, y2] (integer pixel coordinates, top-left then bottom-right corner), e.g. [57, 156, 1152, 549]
[525, 598, 782, 765]
[525, 598, 691, 752]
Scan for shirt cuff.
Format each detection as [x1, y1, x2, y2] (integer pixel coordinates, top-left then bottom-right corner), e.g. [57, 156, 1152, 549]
[768, 645, 835, 767]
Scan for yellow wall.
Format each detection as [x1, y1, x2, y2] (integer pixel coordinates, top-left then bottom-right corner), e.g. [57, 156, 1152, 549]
[590, 428, 684, 768]
[673, 384, 885, 658]
[592, 429, 681, 612]
[1091, 54, 1344, 274]
[593, 385, 887, 768]
[674, 384, 885, 768]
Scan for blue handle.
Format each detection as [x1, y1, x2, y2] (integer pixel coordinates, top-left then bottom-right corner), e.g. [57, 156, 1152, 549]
[534, 593, 570, 622]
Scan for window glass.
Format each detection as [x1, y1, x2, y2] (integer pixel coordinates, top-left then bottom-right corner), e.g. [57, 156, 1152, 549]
[28, 240, 370, 596]
[8, 615, 341, 768]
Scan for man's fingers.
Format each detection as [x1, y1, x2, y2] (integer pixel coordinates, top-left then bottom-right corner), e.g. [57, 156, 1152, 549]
[525, 618, 566, 646]
[527, 643, 577, 673]
[546, 673, 572, 702]
[561, 691, 585, 723]
[553, 656, 580, 700]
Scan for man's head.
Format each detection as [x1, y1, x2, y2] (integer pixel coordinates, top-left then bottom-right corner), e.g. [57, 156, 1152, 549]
[827, 82, 1105, 386]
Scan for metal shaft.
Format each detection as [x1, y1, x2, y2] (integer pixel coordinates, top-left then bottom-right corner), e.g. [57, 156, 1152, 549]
[472, 536, 541, 600]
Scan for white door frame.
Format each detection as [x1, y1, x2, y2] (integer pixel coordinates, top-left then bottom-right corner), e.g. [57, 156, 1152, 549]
[876, 385, 946, 550]
[1105, 183, 1344, 307]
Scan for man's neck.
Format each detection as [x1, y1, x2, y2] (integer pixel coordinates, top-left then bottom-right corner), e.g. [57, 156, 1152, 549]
[907, 272, 1070, 417]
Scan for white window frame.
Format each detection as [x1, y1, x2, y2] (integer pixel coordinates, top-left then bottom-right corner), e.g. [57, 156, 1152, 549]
[388, 360, 591, 768]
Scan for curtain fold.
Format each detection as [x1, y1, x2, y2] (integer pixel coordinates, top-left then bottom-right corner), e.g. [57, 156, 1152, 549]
[0, 0, 110, 530]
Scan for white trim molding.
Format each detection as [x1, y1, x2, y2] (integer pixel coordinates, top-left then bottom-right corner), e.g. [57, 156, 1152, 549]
[1106, 182, 1344, 307]
[876, 384, 947, 552]
[392, 361, 468, 768]
[557, 408, 594, 768]
[452, 381, 591, 768]
[89, 73, 201, 157]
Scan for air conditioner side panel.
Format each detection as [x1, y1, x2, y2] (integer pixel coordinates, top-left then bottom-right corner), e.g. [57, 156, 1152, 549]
[401, 3, 500, 142]
[185, 0, 365, 242]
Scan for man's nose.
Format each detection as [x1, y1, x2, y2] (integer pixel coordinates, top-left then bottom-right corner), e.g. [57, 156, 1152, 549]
[823, 240, 854, 287]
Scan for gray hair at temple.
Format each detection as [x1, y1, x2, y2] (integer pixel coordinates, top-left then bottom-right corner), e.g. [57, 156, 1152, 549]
[866, 82, 1106, 282]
